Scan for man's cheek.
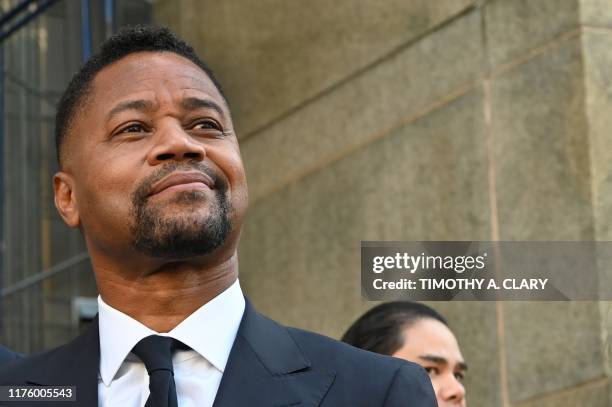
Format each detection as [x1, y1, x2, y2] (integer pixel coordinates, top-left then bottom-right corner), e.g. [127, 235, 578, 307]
[430, 378, 443, 395]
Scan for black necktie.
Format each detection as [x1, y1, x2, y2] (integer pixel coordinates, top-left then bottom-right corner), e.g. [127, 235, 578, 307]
[132, 335, 182, 407]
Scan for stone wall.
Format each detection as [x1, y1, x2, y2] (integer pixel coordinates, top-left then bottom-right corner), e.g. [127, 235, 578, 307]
[155, 1, 612, 405]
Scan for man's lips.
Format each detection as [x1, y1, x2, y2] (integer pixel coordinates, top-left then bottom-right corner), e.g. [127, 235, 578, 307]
[148, 171, 215, 197]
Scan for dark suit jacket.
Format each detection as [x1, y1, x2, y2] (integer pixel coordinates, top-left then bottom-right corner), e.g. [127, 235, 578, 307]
[0, 345, 20, 365]
[0, 300, 437, 406]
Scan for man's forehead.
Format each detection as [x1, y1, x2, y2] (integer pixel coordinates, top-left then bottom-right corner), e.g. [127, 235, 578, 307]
[90, 51, 224, 108]
[403, 320, 464, 355]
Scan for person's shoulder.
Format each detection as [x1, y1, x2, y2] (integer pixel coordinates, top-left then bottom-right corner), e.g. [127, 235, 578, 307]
[286, 325, 422, 374]
[0, 344, 21, 364]
[284, 325, 437, 406]
[0, 342, 68, 384]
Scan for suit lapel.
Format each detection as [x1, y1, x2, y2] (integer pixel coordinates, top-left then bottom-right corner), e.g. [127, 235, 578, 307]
[25, 316, 100, 407]
[213, 301, 335, 407]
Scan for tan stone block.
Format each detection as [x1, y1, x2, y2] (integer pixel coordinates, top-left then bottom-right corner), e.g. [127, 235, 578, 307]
[513, 378, 608, 406]
[491, 36, 593, 240]
[153, 0, 184, 37]
[485, 0, 580, 69]
[241, 9, 484, 203]
[582, 30, 612, 240]
[583, 32, 612, 385]
[489, 38, 603, 400]
[580, 0, 612, 27]
[504, 303, 605, 402]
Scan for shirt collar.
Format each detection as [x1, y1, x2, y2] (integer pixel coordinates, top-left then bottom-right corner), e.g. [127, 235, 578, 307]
[98, 279, 245, 386]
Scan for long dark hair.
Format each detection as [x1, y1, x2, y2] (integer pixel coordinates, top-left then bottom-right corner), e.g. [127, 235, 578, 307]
[341, 302, 448, 355]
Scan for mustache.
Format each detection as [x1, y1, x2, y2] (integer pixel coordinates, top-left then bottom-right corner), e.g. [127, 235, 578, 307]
[132, 161, 228, 204]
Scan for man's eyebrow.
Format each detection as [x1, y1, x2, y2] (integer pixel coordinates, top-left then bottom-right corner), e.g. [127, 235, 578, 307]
[418, 354, 448, 366]
[418, 354, 468, 371]
[107, 99, 154, 120]
[180, 97, 224, 115]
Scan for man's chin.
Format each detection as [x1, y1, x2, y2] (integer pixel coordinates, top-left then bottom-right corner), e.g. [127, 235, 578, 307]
[133, 228, 228, 259]
[131, 212, 231, 258]
[131, 187, 231, 258]
[158, 209, 218, 225]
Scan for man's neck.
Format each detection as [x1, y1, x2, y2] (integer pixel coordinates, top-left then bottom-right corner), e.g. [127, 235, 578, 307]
[95, 253, 239, 332]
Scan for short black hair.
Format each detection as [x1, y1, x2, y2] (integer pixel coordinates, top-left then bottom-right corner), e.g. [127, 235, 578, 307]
[341, 302, 448, 355]
[55, 25, 226, 167]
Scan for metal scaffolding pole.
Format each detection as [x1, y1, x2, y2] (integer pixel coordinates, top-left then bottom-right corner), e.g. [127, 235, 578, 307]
[0, 0, 60, 44]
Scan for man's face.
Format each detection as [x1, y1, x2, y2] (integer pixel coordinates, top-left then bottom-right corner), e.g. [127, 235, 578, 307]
[56, 51, 248, 263]
[393, 318, 467, 407]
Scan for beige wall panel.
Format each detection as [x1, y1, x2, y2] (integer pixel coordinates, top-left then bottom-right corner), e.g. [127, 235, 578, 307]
[582, 30, 612, 384]
[492, 36, 592, 241]
[513, 377, 608, 407]
[583, 30, 612, 240]
[491, 35, 603, 401]
[503, 302, 604, 402]
[485, 0, 581, 69]
[579, 0, 612, 27]
[241, 9, 484, 203]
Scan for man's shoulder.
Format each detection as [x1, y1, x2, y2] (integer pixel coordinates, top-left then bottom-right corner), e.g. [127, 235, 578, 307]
[0, 320, 99, 387]
[286, 324, 424, 376]
[242, 306, 428, 381]
[275, 324, 436, 406]
[238, 308, 436, 406]
[0, 343, 66, 383]
[0, 344, 21, 364]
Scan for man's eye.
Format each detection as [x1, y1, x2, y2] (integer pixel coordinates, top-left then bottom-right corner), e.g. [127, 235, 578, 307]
[424, 367, 440, 376]
[119, 124, 147, 133]
[192, 120, 222, 131]
[454, 372, 465, 381]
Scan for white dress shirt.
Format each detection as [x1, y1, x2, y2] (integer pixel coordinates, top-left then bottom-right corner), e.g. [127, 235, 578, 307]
[97, 279, 245, 407]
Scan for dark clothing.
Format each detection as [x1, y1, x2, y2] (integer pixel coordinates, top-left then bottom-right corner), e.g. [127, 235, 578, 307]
[0, 345, 20, 365]
[0, 300, 437, 406]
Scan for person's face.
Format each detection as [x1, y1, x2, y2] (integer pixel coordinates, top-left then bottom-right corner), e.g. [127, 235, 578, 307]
[392, 318, 467, 407]
[54, 51, 248, 264]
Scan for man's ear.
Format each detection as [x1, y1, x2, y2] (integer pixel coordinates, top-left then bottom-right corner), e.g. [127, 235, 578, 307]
[53, 172, 80, 228]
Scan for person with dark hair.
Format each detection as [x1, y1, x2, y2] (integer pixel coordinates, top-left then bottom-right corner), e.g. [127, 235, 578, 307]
[0, 26, 436, 406]
[343, 302, 467, 407]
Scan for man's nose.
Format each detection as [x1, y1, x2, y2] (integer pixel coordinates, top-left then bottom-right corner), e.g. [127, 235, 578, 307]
[439, 375, 466, 404]
[146, 123, 206, 165]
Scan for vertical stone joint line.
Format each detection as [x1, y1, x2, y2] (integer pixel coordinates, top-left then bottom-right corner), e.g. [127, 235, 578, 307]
[480, 3, 510, 403]
[483, 77, 509, 407]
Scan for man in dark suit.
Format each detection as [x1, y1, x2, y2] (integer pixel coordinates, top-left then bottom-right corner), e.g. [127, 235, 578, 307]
[0, 26, 436, 406]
